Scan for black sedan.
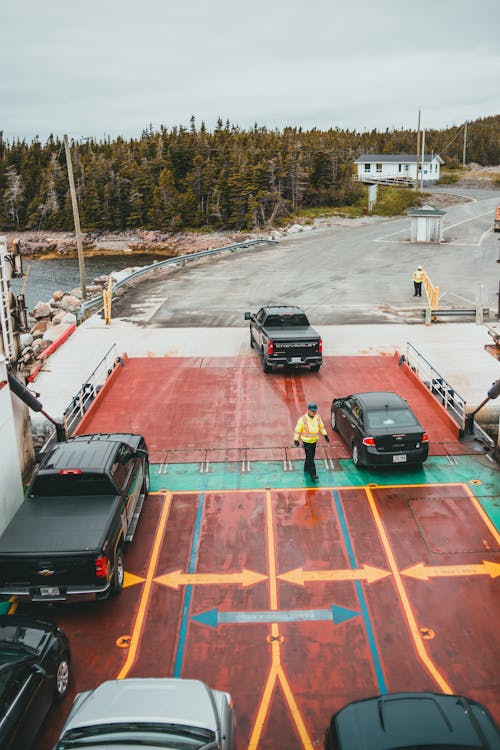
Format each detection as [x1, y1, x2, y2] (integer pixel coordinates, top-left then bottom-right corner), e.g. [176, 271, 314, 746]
[0, 614, 71, 750]
[331, 392, 429, 467]
[324, 691, 500, 749]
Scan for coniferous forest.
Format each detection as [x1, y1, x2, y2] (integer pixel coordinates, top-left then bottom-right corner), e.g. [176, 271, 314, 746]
[0, 115, 498, 233]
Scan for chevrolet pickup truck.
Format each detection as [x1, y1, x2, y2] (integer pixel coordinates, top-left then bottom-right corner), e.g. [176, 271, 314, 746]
[0, 433, 149, 603]
[245, 305, 322, 372]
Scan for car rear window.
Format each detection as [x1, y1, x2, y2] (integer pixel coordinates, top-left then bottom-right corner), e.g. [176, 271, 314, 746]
[266, 314, 309, 327]
[366, 408, 418, 429]
[29, 473, 116, 497]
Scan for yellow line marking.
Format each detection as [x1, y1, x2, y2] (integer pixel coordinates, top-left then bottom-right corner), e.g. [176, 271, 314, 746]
[462, 483, 500, 547]
[364, 485, 453, 694]
[279, 564, 391, 586]
[116, 491, 172, 680]
[248, 492, 313, 750]
[155, 568, 268, 589]
[167, 481, 471, 495]
[402, 560, 500, 580]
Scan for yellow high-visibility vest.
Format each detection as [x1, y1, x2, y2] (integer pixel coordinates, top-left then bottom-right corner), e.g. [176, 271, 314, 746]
[413, 269, 424, 283]
[294, 413, 326, 444]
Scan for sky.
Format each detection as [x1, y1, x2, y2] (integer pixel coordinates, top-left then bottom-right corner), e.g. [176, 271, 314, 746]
[1, 0, 499, 143]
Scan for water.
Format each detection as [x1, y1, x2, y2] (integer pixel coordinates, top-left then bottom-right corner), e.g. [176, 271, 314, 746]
[10, 253, 168, 311]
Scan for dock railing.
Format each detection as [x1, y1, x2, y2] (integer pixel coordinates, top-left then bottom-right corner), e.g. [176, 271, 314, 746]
[79, 238, 276, 320]
[403, 342, 494, 446]
[39, 343, 120, 455]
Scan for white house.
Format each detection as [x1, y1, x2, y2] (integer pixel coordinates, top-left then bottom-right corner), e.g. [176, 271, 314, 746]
[354, 153, 443, 186]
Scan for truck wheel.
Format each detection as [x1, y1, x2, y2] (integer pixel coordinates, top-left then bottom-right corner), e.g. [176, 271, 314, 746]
[54, 654, 70, 700]
[310, 363, 321, 372]
[142, 461, 150, 496]
[331, 410, 338, 432]
[250, 331, 255, 348]
[262, 359, 272, 373]
[112, 547, 124, 595]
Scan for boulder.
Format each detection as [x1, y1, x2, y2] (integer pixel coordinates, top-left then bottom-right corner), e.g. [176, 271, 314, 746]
[20, 333, 33, 348]
[60, 312, 77, 326]
[50, 311, 66, 326]
[30, 301, 53, 320]
[31, 319, 49, 333]
[60, 294, 81, 313]
[52, 290, 64, 302]
[287, 224, 303, 234]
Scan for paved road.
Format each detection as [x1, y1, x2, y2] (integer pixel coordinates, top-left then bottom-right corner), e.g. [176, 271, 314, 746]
[111, 187, 500, 326]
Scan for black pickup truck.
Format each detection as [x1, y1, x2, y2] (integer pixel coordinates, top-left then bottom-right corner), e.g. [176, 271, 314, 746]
[245, 305, 323, 372]
[0, 433, 149, 603]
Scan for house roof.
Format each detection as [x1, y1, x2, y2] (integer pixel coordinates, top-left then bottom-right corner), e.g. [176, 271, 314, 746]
[355, 153, 444, 164]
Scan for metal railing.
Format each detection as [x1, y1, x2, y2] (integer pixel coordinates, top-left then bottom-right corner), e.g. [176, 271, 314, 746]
[403, 342, 494, 446]
[79, 238, 275, 320]
[39, 343, 120, 455]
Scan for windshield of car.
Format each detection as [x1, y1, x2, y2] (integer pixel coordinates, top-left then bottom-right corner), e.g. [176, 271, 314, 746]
[366, 408, 418, 430]
[57, 722, 215, 749]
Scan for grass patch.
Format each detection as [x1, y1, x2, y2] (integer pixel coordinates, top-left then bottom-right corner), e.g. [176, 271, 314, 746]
[373, 187, 425, 216]
[438, 172, 460, 184]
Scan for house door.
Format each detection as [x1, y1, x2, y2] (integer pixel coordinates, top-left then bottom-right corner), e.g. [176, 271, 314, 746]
[416, 217, 427, 242]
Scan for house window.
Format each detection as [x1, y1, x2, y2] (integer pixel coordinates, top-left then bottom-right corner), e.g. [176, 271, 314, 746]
[404, 165, 409, 172]
[376, 163, 382, 172]
[364, 163, 371, 172]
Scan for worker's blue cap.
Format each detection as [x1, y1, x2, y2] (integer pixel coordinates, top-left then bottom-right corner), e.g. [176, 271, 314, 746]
[307, 402, 318, 411]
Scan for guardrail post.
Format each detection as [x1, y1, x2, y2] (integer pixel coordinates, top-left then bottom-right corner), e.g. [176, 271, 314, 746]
[425, 307, 432, 325]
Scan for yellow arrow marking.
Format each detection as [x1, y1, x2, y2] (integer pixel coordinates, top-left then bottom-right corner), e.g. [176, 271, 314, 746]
[155, 568, 267, 589]
[278, 564, 391, 586]
[123, 571, 145, 588]
[402, 560, 500, 581]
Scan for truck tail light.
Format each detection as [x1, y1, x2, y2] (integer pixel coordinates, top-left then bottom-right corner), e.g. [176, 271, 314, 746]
[422, 433, 429, 442]
[59, 469, 82, 475]
[268, 340, 274, 355]
[318, 338, 323, 353]
[362, 437, 375, 446]
[95, 555, 108, 578]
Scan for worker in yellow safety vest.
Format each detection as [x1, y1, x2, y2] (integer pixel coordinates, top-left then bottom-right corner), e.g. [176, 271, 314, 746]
[412, 265, 425, 297]
[294, 402, 329, 481]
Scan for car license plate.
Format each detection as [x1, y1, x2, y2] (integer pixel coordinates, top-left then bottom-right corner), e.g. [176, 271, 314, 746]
[40, 587, 60, 597]
[291, 357, 302, 364]
[393, 454, 407, 463]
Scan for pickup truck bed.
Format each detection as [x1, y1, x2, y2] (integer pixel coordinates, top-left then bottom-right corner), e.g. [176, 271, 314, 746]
[0, 495, 121, 553]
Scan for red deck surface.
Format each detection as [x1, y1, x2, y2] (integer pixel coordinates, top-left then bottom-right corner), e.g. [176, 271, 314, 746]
[33, 484, 499, 749]
[76, 354, 463, 457]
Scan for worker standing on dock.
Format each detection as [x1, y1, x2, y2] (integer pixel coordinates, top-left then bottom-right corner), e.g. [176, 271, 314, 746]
[412, 265, 424, 297]
[294, 402, 329, 481]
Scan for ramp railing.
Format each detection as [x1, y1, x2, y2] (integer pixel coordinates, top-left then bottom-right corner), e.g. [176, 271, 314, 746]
[403, 342, 494, 446]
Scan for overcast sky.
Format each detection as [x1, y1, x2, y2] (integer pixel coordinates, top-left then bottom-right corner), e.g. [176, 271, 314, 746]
[1, 0, 499, 143]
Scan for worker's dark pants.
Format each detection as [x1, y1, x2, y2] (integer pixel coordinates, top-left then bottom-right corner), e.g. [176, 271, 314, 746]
[303, 441, 318, 477]
[413, 281, 422, 297]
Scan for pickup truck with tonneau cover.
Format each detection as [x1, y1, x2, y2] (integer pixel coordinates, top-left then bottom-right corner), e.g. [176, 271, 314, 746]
[0, 433, 149, 603]
[245, 305, 323, 372]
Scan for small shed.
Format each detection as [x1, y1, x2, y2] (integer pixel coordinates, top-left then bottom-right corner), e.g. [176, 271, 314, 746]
[407, 204, 446, 243]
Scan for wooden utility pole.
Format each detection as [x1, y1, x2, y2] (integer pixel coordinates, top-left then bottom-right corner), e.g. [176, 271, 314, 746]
[63, 135, 86, 300]
[463, 121, 468, 167]
[415, 109, 421, 191]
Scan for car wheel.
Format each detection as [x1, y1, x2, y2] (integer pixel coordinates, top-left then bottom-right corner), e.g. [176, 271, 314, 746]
[112, 547, 124, 595]
[142, 461, 150, 495]
[54, 654, 70, 700]
[331, 410, 338, 432]
[352, 443, 362, 467]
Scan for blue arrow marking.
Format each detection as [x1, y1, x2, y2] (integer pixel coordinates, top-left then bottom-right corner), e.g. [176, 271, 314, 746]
[191, 604, 359, 629]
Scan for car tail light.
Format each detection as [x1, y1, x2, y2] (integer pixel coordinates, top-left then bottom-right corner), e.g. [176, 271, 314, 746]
[362, 437, 375, 446]
[95, 555, 108, 578]
[318, 338, 323, 353]
[59, 469, 82, 475]
[422, 433, 429, 442]
[268, 340, 274, 355]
